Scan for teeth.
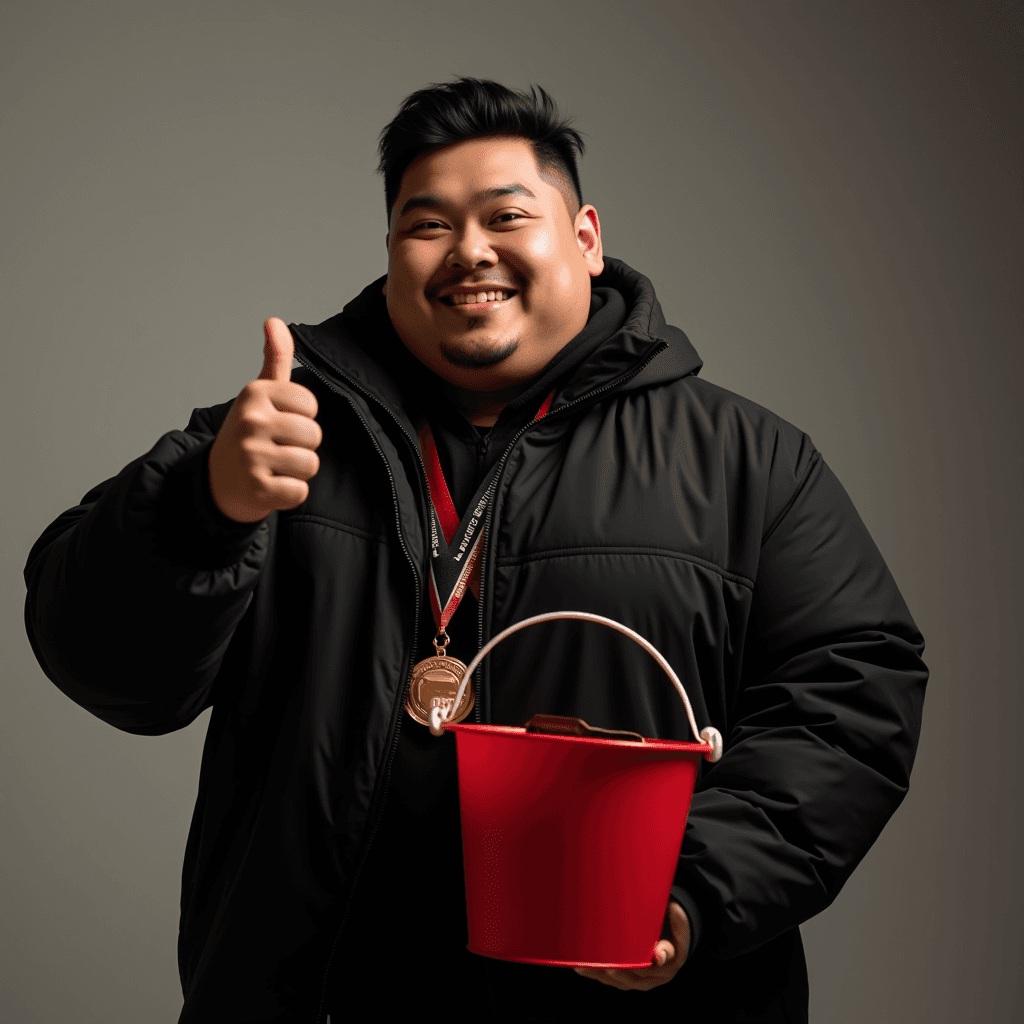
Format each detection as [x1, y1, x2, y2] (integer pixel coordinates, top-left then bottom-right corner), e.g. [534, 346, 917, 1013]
[448, 290, 509, 304]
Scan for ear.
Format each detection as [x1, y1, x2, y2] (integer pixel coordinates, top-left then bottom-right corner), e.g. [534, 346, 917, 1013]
[576, 205, 604, 278]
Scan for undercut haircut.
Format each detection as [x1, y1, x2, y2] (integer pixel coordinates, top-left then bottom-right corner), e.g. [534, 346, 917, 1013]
[378, 78, 586, 223]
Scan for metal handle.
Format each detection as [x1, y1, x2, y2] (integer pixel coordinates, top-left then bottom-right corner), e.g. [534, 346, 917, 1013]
[429, 611, 723, 762]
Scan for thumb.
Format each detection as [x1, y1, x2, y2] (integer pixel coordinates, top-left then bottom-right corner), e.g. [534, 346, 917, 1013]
[258, 317, 294, 382]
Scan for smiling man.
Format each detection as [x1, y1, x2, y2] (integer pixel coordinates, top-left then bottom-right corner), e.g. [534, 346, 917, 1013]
[25, 80, 927, 1023]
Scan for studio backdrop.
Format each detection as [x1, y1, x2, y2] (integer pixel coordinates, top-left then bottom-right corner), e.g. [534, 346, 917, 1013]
[3, 2, 1021, 1022]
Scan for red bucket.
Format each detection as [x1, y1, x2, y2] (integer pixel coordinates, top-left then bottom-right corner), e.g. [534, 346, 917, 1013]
[433, 611, 723, 969]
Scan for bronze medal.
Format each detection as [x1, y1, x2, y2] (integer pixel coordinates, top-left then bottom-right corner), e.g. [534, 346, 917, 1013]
[405, 630, 475, 727]
[405, 654, 475, 727]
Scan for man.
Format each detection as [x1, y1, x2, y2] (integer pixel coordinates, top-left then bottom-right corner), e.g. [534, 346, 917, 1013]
[24, 79, 926, 1022]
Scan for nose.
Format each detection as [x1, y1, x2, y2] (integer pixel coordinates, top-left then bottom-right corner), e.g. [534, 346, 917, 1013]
[445, 222, 498, 270]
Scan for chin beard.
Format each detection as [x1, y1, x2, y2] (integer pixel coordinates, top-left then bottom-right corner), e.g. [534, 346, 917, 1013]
[440, 336, 520, 368]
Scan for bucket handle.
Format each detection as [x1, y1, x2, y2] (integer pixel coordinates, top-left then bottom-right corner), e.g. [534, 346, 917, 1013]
[429, 610, 723, 762]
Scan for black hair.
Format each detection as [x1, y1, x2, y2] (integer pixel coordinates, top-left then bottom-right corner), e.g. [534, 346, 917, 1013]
[378, 78, 585, 222]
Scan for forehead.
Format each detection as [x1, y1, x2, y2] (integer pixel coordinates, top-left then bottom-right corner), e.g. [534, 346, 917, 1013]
[395, 137, 552, 208]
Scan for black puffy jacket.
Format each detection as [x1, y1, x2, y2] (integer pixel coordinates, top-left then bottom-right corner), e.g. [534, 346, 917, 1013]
[24, 259, 926, 1022]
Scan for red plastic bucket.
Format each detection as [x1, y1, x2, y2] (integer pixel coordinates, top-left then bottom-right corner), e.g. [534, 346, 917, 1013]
[434, 611, 723, 969]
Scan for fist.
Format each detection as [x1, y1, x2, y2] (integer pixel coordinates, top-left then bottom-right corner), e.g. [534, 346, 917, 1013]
[208, 318, 322, 523]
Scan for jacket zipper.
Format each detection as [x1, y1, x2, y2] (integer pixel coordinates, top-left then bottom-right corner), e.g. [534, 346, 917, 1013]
[299, 335, 667, 1017]
[474, 340, 669, 719]
[291, 354, 427, 1024]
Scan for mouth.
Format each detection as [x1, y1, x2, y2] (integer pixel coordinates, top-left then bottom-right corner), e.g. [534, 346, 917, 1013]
[437, 287, 518, 311]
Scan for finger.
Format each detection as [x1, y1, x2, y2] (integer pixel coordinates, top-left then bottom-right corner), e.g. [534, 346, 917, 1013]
[268, 411, 322, 450]
[599, 968, 672, 992]
[259, 317, 295, 382]
[573, 968, 636, 991]
[620, 975, 669, 992]
[265, 381, 319, 419]
[265, 445, 320, 482]
[654, 938, 676, 966]
[256, 472, 310, 511]
[667, 902, 691, 962]
[575, 965, 675, 992]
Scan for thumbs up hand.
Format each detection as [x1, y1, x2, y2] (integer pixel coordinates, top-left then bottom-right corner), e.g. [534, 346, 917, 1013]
[208, 318, 322, 523]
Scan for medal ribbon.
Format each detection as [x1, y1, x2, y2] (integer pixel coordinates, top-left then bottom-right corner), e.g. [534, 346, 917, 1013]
[419, 391, 555, 632]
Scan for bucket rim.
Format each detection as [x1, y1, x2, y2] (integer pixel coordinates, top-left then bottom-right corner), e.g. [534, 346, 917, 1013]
[465, 946, 660, 969]
[444, 722, 712, 754]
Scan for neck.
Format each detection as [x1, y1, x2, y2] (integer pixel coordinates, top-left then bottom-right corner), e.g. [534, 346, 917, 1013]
[437, 376, 536, 427]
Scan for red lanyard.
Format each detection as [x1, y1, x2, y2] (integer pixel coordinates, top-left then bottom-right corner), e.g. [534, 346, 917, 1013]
[418, 390, 554, 632]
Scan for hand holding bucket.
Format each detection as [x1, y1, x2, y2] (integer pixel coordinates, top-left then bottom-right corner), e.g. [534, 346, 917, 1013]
[432, 611, 724, 969]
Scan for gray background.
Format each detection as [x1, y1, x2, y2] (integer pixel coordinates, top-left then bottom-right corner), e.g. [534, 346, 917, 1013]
[2, 2, 1021, 1021]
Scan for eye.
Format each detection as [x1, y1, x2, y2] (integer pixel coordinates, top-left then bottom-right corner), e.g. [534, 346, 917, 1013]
[492, 212, 525, 225]
[413, 219, 447, 231]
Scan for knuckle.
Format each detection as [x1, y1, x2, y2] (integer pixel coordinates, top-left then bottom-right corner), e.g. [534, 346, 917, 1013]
[239, 412, 268, 437]
[239, 381, 269, 408]
[239, 436, 263, 460]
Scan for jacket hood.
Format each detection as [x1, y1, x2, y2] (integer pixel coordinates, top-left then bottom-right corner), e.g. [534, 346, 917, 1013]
[289, 256, 702, 417]
[599, 258, 704, 391]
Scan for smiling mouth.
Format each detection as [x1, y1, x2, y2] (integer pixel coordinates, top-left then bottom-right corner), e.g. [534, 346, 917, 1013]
[438, 288, 518, 308]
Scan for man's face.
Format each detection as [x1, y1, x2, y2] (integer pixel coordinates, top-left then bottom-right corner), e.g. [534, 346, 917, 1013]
[383, 136, 604, 391]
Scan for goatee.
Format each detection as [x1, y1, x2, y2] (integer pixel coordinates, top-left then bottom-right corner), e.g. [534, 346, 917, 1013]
[441, 337, 520, 368]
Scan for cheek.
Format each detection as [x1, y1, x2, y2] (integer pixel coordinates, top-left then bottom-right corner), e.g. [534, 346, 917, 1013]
[539, 259, 589, 329]
[519, 228, 583, 294]
[509, 235, 575, 307]
[545, 263, 579, 316]
[523, 230, 558, 262]
[391, 247, 436, 303]
[555, 262, 575, 294]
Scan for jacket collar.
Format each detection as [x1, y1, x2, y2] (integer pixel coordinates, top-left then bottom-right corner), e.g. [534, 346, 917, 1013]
[288, 256, 702, 424]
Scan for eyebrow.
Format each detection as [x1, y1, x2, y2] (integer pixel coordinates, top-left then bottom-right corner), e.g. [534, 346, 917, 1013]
[398, 183, 537, 218]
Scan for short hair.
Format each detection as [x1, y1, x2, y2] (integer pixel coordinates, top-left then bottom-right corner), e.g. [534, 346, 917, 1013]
[378, 78, 586, 223]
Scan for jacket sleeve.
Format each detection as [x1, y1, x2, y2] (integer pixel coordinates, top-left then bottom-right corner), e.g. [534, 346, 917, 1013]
[676, 440, 928, 958]
[23, 402, 268, 736]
